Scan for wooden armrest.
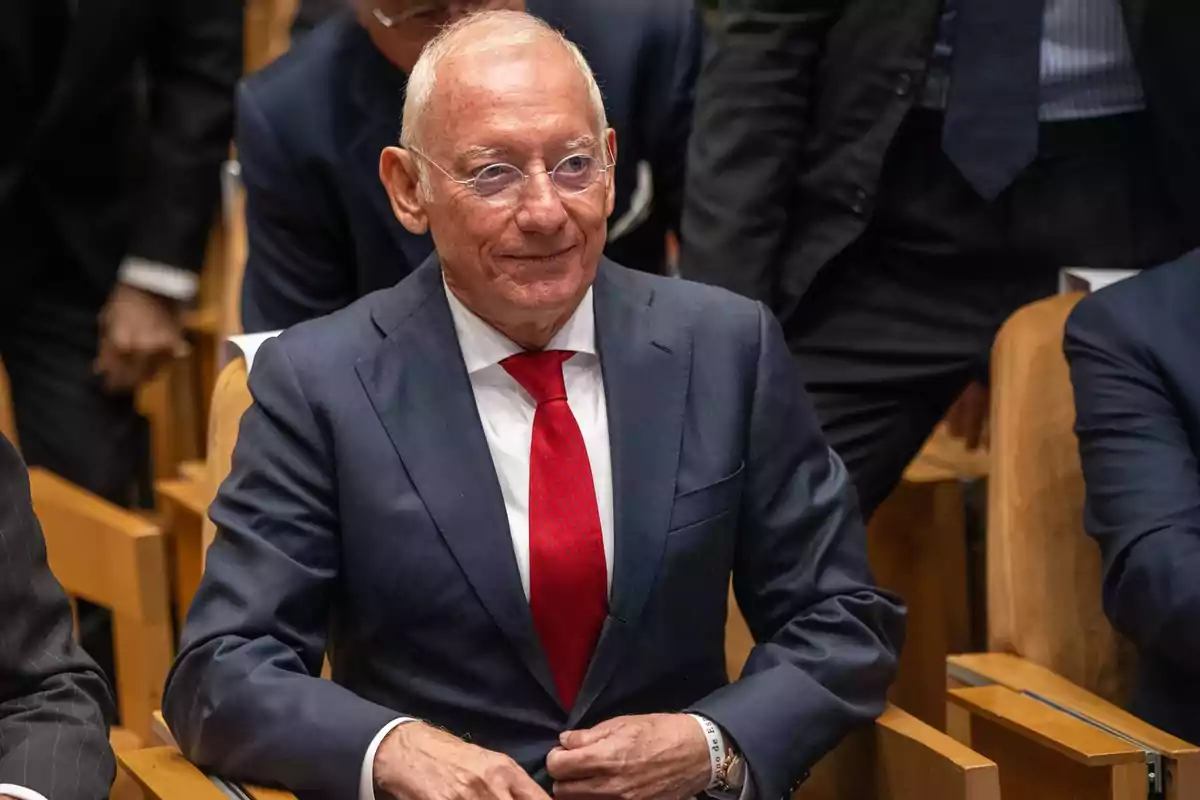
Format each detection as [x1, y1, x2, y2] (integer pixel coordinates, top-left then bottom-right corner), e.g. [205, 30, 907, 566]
[947, 685, 1144, 767]
[949, 652, 1200, 756]
[875, 704, 1000, 800]
[117, 748, 230, 800]
[157, 476, 217, 518]
[118, 748, 298, 800]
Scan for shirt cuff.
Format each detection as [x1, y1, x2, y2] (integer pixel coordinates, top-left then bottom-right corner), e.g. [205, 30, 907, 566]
[119, 257, 200, 302]
[359, 717, 416, 800]
[0, 784, 50, 800]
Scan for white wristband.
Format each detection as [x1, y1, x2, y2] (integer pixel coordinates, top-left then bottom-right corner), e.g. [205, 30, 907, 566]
[688, 714, 725, 790]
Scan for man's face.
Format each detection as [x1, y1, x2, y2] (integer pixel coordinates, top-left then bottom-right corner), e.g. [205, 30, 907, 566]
[392, 41, 616, 336]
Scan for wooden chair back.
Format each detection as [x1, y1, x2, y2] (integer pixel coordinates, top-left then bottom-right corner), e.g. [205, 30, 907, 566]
[0, 359, 16, 448]
[30, 469, 174, 744]
[244, 0, 297, 74]
[986, 293, 1136, 705]
[201, 357, 254, 556]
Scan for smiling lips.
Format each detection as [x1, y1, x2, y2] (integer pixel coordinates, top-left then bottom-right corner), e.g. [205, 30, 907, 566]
[500, 245, 576, 262]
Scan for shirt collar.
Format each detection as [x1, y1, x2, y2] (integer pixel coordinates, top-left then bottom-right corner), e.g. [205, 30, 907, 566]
[443, 278, 597, 375]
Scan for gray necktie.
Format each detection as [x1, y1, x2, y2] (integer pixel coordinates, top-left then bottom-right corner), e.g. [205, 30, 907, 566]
[942, 0, 1045, 199]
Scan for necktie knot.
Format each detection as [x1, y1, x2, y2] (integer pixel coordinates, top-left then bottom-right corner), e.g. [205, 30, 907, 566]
[501, 350, 573, 405]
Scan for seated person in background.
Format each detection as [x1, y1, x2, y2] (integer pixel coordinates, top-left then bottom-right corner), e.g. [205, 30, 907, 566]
[1065, 250, 1200, 745]
[239, 0, 701, 333]
[165, 12, 905, 800]
[0, 433, 116, 800]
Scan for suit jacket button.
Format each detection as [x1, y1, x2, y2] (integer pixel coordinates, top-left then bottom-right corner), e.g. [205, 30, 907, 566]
[894, 72, 913, 96]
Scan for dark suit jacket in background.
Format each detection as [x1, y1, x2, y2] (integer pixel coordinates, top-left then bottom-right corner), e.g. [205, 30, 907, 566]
[1065, 251, 1200, 745]
[237, 2, 702, 332]
[0, 434, 116, 800]
[682, 0, 1200, 315]
[0, 0, 242, 303]
[165, 258, 905, 799]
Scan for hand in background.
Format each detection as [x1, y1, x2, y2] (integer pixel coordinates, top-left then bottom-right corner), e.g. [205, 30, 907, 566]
[94, 283, 185, 393]
[546, 713, 711, 800]
[373, 721, 550, 800]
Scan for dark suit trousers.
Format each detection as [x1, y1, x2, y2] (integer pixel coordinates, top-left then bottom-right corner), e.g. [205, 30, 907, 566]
[0, 266, 148, 690]
[785, 110, 1197, 518]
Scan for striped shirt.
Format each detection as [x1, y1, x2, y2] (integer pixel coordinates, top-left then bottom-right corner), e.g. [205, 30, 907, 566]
[923, 0, 1146, 121]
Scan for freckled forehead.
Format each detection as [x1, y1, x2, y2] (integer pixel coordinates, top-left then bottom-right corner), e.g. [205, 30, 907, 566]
[429, 43, 596, 150]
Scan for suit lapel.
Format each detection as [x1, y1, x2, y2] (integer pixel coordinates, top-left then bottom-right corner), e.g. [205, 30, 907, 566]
[355, 261, 560, 707]
[345, 23, 435, 270]
[569, 263, 692, 726]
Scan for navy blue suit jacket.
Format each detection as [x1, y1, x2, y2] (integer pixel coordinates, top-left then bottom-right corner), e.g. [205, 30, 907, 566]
[165, 259, 905, 799]
[237, 3, 702, 333]
[1065, 251, 1200, 745]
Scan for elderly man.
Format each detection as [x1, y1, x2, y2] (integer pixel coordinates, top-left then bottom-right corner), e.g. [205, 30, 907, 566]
[0, 433, 117, 800]
[165, 12, 904, 800]
[237, 0, 701, 333]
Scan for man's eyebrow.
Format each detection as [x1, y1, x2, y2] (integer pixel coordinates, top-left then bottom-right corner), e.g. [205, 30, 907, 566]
[458, 145, 507, 162]
[564, 135, 598, 151]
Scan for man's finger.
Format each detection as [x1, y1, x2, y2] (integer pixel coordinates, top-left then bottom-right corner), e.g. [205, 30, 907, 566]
[559, 725, 608, 749]
[546, 740, 617, 781]
[506, 768, 552, 800]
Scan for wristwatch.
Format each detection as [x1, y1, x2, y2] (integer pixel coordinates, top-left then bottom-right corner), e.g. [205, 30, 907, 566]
[714, 745, 746, 795]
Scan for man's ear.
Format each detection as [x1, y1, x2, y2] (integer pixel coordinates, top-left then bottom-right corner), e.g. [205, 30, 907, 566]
[603, 128, 618, 218]
[380, 146, 429, 234]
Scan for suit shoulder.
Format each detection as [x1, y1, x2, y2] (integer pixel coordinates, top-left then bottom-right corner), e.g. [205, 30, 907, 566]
[1067, 251, 1200, 347]
[633, 270, 764, 337]
[264, 288, 388, 379]
[240, 14, 350, 122]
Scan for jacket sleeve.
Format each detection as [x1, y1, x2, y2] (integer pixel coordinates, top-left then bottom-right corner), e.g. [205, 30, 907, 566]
[163, 339, 401, 797]
[237, 82, 358, 332]
[680, 2, 841, 306]
[689, 303, 905, 800]
[1065, 295, 1200, 674]
[127, 0, 243, 273]
[0, 436, 117, 800]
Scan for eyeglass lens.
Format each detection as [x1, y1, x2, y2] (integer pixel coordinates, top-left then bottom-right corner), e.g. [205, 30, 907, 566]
[473, 155, 602, 199]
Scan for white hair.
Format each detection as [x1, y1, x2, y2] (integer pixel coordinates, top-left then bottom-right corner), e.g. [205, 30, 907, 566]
[399, 10, 609, 181]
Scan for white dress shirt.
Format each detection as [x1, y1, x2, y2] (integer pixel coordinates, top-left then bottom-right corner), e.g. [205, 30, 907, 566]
[358, 283, 733, 799]
[0, 785, 48, 800]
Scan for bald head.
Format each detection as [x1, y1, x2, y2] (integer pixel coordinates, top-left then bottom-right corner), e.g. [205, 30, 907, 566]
[399, 10, 608, 155]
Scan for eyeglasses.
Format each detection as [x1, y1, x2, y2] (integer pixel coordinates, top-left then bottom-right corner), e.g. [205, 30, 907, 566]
[407, 147, 615, 204]
[371, 1, 500, 28]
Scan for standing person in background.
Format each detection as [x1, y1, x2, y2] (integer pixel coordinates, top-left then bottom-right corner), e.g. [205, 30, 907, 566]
[0, 0, 243, 674]
[237, 0, 702, 333]
[682, 0, 1200, 517]
[0, 432, 117, 800]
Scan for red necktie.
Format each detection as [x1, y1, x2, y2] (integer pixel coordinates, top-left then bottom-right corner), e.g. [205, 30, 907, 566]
[502, 350, 608, 709]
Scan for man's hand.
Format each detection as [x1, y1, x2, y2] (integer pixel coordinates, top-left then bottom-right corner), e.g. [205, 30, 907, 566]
[94, 284, 185, 393]
[546, 714, 711, 800]
[374, 721, 550, 800]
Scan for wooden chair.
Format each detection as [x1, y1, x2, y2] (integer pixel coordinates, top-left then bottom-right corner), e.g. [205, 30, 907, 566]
[869, 424, 986, 729]
[29, 469, 174, 746]
[945, 293, 1200, 798]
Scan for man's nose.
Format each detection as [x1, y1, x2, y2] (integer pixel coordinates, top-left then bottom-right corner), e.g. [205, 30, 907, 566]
[514, 171, 568, 234]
